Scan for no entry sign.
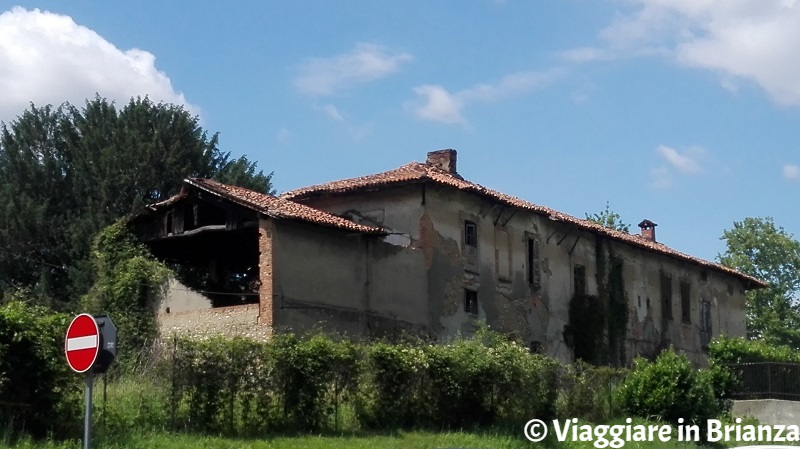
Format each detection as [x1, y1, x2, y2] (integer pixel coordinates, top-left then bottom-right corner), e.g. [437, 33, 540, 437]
[65, 313, 100, 373]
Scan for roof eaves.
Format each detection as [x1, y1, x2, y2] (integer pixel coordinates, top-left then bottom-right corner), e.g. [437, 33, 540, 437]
[185, 178, 385, 235]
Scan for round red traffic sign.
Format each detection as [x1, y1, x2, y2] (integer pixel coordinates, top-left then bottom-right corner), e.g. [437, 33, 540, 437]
[65, 313, 99, 373]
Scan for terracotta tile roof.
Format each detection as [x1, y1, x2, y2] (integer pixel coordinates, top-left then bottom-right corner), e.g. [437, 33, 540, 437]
[150, 178, 384, 235]
[283, 162, 766, 288]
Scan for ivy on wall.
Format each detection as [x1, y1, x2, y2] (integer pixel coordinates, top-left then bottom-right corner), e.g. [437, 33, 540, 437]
[565, 236, 629, 366]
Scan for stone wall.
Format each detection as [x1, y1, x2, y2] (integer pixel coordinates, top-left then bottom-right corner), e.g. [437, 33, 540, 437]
[158, 303, 271, 340]
[732, 399, 800, 426]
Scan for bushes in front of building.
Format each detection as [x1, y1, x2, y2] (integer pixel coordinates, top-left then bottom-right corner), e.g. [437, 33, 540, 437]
[0, 305, 740, 441]
[356, 333, 561, 430]
[164, 331, 565, 434]
[708, 335, 800, 364]
[616, 350, 731, 425]
[0, 301, 82, 439]
[160, 332, 742, 436]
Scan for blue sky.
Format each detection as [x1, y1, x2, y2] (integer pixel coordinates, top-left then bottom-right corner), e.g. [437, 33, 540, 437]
[1, 1, 799, 264]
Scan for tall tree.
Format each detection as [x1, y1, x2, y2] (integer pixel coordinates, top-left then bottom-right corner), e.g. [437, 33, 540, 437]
[585, 201, 631, 233]
[718, 217, 800, 348]
[0, 96, 273, 304]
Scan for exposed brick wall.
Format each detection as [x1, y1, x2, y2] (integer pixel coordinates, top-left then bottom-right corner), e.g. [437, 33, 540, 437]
[259, 218, 276, 326]
[158, 304, 271, 340]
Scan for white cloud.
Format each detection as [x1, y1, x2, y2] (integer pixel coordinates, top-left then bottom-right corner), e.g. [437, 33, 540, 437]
[0, 7, 196, 123]
[783, 163, 800, 180]
[651, 144, 706, 189]
[572, 0, 800, 106]
[656, 145, 703, 173]
[409, 70, 561, 124]
[294, 43, 413, 96]
[317, 103, 344, 122]
[410, 85, 465, 124]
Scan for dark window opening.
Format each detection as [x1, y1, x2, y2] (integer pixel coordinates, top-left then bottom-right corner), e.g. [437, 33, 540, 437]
[661, 271, 673, 321]
[680, 281, 691, 324]
[465, 221, 478, 247]
[464, 289, 478, 315]
[530, 341, 542, 354]
[527, 237, 540, 288]
[574, 265, 586, 296]
[700, 300, 712, 349]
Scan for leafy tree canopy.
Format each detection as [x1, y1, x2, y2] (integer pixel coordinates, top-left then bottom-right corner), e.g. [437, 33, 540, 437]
[718, 217, 800, 348]
[585, 201, 631, 233]
[0, 96, 273, 304]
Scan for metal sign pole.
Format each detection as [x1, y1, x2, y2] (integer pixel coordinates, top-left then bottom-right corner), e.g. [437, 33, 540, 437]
[84, 372, 93, 449]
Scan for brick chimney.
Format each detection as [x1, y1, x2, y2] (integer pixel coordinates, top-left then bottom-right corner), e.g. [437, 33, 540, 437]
[638, 219, 657, 242]
[426, 149, 457, 174]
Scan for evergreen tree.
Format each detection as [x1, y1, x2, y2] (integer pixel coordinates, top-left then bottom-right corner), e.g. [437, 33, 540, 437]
[0, 96, 273, 304]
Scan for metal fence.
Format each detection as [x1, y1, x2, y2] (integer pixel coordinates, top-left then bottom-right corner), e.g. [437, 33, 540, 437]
[728, 362, 800, 401]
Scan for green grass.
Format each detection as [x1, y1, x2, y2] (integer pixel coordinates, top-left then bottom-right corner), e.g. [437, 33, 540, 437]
[0, 429, 725, 449]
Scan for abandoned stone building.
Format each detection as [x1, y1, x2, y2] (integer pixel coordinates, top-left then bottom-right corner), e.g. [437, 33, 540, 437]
[132, 149, 765, 366]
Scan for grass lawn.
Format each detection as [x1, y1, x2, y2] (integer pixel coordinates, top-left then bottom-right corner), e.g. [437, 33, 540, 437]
[0, 430, 722, 449]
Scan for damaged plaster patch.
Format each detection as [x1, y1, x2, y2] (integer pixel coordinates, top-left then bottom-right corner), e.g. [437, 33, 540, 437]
[418, 213, 460, 269]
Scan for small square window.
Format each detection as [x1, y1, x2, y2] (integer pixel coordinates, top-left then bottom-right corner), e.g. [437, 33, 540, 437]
[464, 221, 478, 247]
[464, 289, 478, 315]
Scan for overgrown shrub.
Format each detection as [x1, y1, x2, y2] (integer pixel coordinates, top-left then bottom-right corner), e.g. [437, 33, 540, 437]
[616, 349, 721, 424]
[556, 361, 626, 423]
[80, 222, 170, 372]
[0, 301, 81, 439]
[709, 335, 800, 364]
[170, 334, 359, 434]
[356, 341, 426, 428]
[269, 334, 358, 431]
[357, 331, 559, 430]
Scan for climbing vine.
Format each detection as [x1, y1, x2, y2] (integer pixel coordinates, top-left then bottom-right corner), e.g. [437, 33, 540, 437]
[80, 221, 171, 371]
[565, 236, 629, 366]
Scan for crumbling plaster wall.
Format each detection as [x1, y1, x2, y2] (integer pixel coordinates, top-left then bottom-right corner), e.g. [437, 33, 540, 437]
[264, 215, 428, 337]
[289, 183, 746, 364]
[158, 277, 213, 314]
[287, 186, 430, 333]
[423, 185, 557, 350]
[422, 185, 747, 366]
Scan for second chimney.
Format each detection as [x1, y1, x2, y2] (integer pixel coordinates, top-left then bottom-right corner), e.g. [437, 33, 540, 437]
[426, 149, 458, 174]
[638, 219, 658, 242]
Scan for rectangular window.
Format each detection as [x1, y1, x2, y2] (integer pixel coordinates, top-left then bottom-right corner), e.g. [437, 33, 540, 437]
[661, 271, 673, 321]
[464, 221, 478, 247]
[700, 300, 712, 349]
[574, 265, 586, 296]
[680, 281, 691, 323]
[496, 228, 510, 280]
[527, 237, 541, 289]
[464, 289, 478, 315]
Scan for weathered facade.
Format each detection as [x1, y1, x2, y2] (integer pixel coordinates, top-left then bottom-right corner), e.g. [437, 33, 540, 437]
[135, 150, 764, 366]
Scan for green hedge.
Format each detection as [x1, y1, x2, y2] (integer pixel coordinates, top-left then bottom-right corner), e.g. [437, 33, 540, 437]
[0, 301, 81, 439]
[165, 332, 576, 434]
[617, 350, 730, 425]
[709, 335, 800, 364]
[0, 305, 743, 441]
